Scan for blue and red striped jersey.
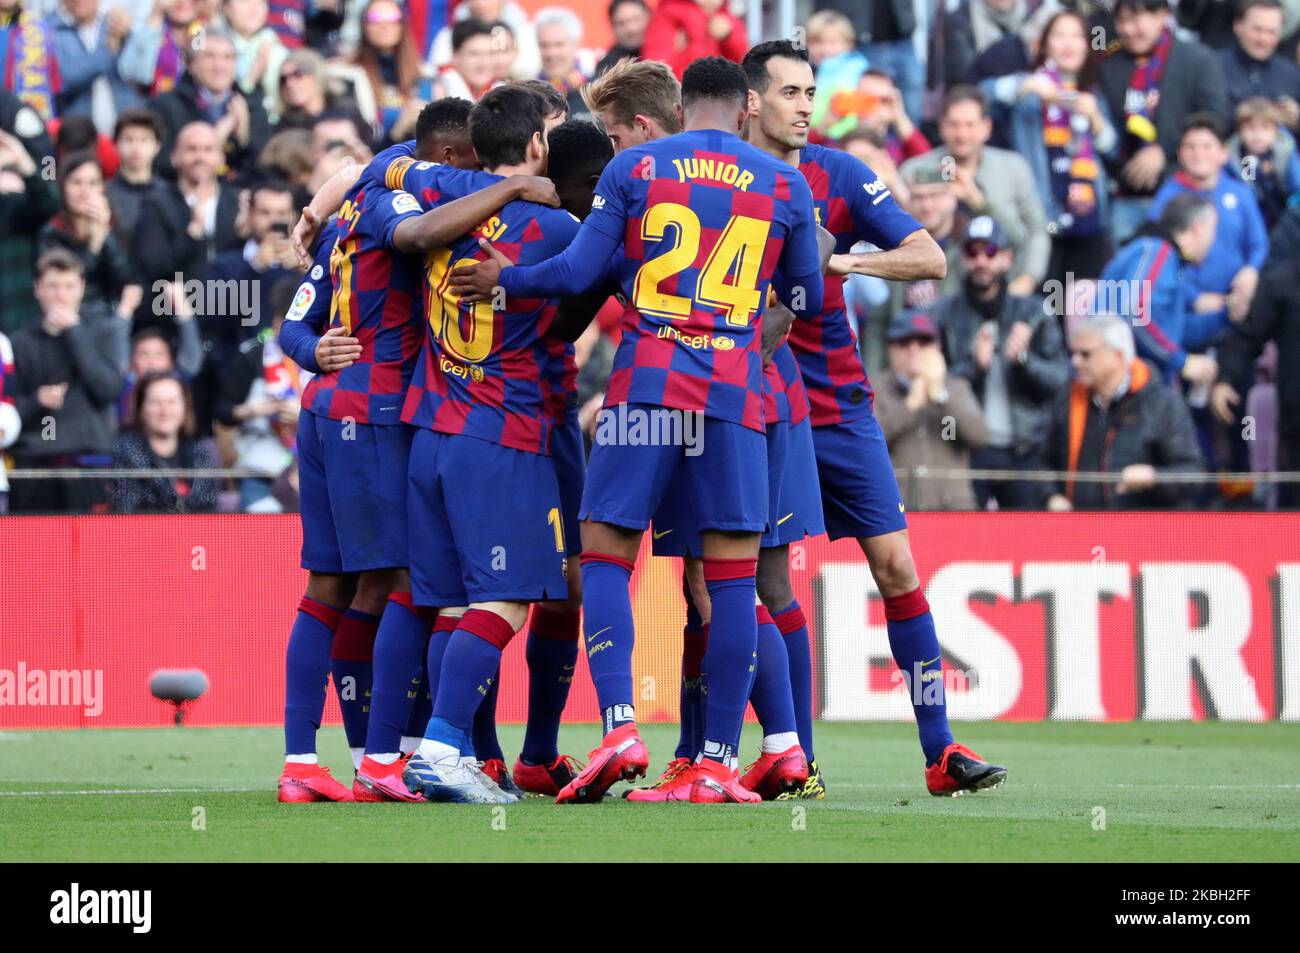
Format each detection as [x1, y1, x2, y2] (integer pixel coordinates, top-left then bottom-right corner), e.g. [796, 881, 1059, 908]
[580, 129, 822, 432]
[762, 341, 810, 426]
[541, 338, 578, 424]
[789, 143, 921, 426]
[297, 175, 426, 425]
[396, 176, 583, 454]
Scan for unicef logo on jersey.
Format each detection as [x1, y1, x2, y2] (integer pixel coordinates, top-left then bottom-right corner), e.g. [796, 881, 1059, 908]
[713, 335, 735, 351]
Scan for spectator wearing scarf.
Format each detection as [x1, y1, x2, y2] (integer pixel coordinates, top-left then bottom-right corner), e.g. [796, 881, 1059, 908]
[982, 10, 1117, 285]
[0, 0, 60, 120]
[1097, 0, 1229, 245]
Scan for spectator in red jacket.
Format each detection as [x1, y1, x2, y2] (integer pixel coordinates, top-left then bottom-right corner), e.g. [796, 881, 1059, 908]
[641, 0, 747, 78]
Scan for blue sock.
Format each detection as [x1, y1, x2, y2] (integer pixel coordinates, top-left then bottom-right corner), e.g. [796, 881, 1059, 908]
[424, 617, 454, 707]
[774, 602, 815, 763]
[284, 596, 341, 755]
[700, 560, 758, 765]
[885, 589, 953, 765]
[677, 623, 708, 760]
[471, 668, 504, 763]
[403, 669, 432, 744]
[521, 607, 579, 765]
[364, 594, 430, 756]
[675, 581, 706, 759]
[750, 608, 798, 737]
[580, 553, 637, 733]
[330, 608, 379, 751]
[428, 610, 515, 745]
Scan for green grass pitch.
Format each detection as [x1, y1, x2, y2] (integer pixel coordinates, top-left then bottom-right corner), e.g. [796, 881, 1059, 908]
[1, 722, 1297, 862]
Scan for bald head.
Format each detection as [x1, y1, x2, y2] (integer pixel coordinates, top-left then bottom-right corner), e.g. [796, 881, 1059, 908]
[173, 122, 221, 185]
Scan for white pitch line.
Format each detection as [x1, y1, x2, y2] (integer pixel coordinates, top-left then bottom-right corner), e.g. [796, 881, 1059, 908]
[0, 787, 262, 797]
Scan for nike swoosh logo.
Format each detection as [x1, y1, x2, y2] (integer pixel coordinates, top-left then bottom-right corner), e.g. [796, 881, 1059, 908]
[652, 529, 672, 539]
[920, 655, 941, 667]
[586, 626, 612, 644]
[777, 513, 794, 525]
[562, 664, 575, 671]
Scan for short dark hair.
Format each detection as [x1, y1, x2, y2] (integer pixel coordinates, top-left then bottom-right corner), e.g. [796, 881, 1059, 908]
[1180, 111, 1224, 144]
[35, 248, 84, 280]
[608, 0, 648, 19]
[741, 40, 810, 93]
[312, 109, 372, 153]
[130, 327, 174, 356]
[1160, 192, 1215, 234]
[469, 85, 546, 169]
[514, 79, 570, 120]
[546, 119, 614, 188]
[1237, 0, 1283, 17]
[113, 108, 163, 143]
[415, 97, 473, 153]
[251, 177, 295, 206]
[452, 18, 495, 52]
[1114, 0, 1169, 16]
[941, 84, 988, 118]
[681, 56, 749, 111]
[55, 114, 97, 154]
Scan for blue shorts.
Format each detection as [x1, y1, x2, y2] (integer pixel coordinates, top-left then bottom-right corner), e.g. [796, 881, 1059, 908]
[651, 415, 787, 557]
[812, 411, 907, 541]
[550, 416, 585, 558]
[298, 409, 411, 573]
[407, 429, 568, 607]
[764, 415, 826, 547]
[581, 403, 767, 538]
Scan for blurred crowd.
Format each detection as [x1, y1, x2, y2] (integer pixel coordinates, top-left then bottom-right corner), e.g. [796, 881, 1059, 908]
[0, 0, 1294, 515]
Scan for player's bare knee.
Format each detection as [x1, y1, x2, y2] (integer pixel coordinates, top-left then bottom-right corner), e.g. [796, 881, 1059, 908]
[305, 571, 355, 609]
[579, 519, 641, 564]
[471, 600, 530, 633]
[756, 548, 793, 609]
[352, 568, 403, 614]
[868, 541, 920, 597]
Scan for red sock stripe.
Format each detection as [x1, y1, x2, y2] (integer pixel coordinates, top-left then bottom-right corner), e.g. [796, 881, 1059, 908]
[883, 586, 930, 622]
[756, 604, 775, 627]
[682, 624, 709, 678]
[702, 557, 757, 581]
[580, 551, 636, 574]
[433, 613, 461, 634]
[456, 608, 517, 650]
[388, 590, 437, 626]
[773, 604, 807, 636]
[299, 596, 342, 630]
[331, 612, 379, 661]
[530, 604, 580, 642]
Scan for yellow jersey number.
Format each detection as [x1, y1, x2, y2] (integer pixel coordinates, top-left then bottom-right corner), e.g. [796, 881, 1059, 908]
[425, 248, 495, 364]
[631, 202, 771, 327]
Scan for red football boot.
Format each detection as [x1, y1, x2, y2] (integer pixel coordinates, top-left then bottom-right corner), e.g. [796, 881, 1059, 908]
[555, 723, 648, 803]
[512, 754, 582, 796]
[925, 742, 1007, 796]
[623, 757, 692, 802]
[688, 759, 762, 804]
[479, 758, 526, 798]
[740, 745, 809, 800]
[353, 755, 424, 802]
[277, 762, 355, 802]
